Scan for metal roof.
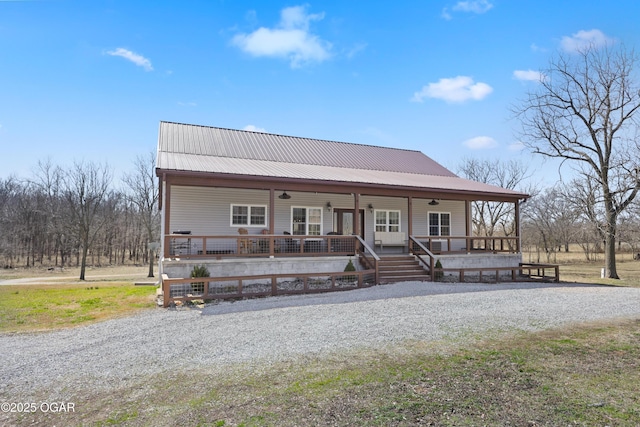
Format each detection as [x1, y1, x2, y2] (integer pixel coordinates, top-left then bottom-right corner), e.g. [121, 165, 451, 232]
[157, 121, 527, 199]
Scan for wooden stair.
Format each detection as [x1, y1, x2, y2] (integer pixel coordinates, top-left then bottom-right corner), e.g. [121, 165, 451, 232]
[378, 255, 431, 283]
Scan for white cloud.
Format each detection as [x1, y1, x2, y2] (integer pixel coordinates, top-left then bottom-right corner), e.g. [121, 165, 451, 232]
[463, 136, 498, 150]
[105, 48, 153, 71]
[561, 29, 611, 52]
[177, 101, 197, 107]
[443, 0, 493, 18]
[244, 125, 266, 132]
[513, 69, 543, 82]
[508, 141, 525, 151]
[411, 76, 493, 103]
[232, 5, 332, 68]
[452, 0, 494, 14]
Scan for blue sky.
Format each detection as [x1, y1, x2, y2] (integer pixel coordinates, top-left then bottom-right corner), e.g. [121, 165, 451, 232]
[1, 0, 639, 186]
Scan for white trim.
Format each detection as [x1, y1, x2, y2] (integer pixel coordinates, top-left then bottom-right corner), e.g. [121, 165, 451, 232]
[374, 209, 401, 232]
[230, 204, 268, 227]
[291, 206, 323, 235]
[428, 211, 451, 236]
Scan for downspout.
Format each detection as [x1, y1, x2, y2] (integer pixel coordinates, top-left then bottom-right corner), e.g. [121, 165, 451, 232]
[159, 173, 167, 275]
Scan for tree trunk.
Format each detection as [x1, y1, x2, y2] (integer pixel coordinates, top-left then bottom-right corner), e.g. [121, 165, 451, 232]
[604, 213, 619, 279]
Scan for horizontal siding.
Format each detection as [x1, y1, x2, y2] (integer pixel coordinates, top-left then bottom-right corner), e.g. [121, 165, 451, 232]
[169, 186, 468, 249]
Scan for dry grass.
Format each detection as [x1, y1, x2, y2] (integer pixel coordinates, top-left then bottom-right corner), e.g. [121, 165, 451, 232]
[523, 248, 640, 288]
[10, 319, 640, 426]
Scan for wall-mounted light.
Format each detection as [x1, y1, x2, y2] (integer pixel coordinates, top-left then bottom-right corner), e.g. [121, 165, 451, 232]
[278, 191, 291, 200]
[326, 202, 332, 212]
[429, 199, 440, 206]
[368, 203, 374, 213]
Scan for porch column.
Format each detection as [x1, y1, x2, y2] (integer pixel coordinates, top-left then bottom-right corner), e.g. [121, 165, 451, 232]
[269, 188, 275, 256]
[515, 200, 521, 253]
[465, 200, 471, 252]
[353, 193, 360, 236]
[163, 176, 172, 259]
[407, 196, 413, 252]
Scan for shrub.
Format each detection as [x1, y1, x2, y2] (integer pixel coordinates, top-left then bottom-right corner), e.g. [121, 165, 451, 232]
[190, 265, 210, 294]
[434, 259, 444, 281]
[343, 259, 357, 282]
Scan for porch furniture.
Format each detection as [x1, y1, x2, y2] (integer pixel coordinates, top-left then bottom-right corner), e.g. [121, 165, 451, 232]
[374, 231, 407, 251]
[238, 228, 249, 253]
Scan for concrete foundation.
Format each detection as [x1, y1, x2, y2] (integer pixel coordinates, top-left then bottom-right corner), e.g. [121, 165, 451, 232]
[162, 256, 358, 279]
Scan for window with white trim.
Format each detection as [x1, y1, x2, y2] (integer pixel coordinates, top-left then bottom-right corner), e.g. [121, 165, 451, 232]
[428, 212, 450, 236]
[292, 207, 322, 235]
[230, 205, 267, 227]
[375, 210, 401, 232]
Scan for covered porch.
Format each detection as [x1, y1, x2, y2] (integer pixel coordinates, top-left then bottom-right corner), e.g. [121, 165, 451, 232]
[157, 175, 537, 307]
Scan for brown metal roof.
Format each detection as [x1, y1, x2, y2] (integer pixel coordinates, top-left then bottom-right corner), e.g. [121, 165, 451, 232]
[156, 121, 528, 200]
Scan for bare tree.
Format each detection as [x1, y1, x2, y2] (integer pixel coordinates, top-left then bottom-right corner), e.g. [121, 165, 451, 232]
[457, 158, 534, 238]
[63, 161, 113, 280]
[514, 43, 640, 279]
[122, 152, 160, 278]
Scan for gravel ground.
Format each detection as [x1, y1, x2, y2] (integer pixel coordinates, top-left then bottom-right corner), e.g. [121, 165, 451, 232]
[1, 281, 639, 401]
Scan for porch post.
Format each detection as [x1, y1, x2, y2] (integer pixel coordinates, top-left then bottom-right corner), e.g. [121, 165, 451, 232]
[515, 200, 521, 253]
[407, 196, 413, 252]
[353, 193, 360, 236]
[269, 188, 275, 256]
[465, 200, 471, 252]
[163, 176, 171, 259]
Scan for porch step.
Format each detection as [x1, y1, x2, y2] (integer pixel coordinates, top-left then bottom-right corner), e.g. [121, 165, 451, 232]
[377, 255, 430, 283]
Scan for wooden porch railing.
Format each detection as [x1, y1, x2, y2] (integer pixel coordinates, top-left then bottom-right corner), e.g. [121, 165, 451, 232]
[162, 268, 377, 307]
[409, 236, 436, 281]
[355, 235, 380, 285]
[163, 234, 358, 259]
[410, 235, 520, 254]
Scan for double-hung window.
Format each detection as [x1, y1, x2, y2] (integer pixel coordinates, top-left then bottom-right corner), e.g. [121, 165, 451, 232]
[231, 205, 267, 227]
[375, 210, 401, 232]
[428, 212, 450, 236]
[292, 207, 322, 235]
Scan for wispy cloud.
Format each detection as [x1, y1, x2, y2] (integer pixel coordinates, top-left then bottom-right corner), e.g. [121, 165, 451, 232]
[463, 136, 498, 150]
[177, 101, 197, 107]
[508, 141, 525, 151]
[105, 48, 153, 71]
[560, 29, 612, 52]
[412, 76, 492, 103]
[513, 69, 543, 82]
[244, 125, 266, 132]
[232, 5, 332, 68]
[442, 0, 493, 20]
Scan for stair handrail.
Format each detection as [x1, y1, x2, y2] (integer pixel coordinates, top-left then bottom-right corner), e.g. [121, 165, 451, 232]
[355, 235, 380, 284]
[409, 235, 436, 281]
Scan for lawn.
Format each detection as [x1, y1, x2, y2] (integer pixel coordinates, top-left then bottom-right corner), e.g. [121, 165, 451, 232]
[0, 282, 157, 332]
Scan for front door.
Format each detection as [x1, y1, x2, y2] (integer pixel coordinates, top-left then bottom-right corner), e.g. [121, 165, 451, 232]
[334, 209, 365, 239]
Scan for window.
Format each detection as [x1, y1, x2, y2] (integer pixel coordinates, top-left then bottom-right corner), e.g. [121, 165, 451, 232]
[375, 210, 400, 232]
[231, 205, 266, 227]
[292, 207, 322, 235]
[428, 212, 450, 236]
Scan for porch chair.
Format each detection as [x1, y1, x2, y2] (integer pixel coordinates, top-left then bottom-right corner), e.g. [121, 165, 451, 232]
[238, 228, 250, 253]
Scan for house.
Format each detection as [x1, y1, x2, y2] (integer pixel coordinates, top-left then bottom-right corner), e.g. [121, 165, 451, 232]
[156, 121, 531, 306]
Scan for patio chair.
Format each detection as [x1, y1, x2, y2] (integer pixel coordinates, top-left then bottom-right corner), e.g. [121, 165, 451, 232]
[238, 228, 249, 253]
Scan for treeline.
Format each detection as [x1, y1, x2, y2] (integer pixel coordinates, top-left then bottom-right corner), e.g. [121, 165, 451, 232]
[0, 155, 159, 278]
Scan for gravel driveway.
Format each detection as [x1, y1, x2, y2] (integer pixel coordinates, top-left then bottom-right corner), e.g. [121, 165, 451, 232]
[1, 281, 639, 400]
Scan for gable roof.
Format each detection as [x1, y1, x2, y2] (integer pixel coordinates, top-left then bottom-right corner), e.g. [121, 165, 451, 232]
[156, 121, 528, 200]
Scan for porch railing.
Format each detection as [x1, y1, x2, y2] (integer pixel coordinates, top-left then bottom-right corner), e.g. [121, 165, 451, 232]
[162, 268, 377, 307]
[163, 234, 358, 259]
[355, 235, 380, 284]
[409, 236, 435, 281]
[410, 235, 520, 254]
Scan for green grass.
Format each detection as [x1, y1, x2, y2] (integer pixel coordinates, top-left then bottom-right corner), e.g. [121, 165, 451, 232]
[0, 282, 157, 332]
